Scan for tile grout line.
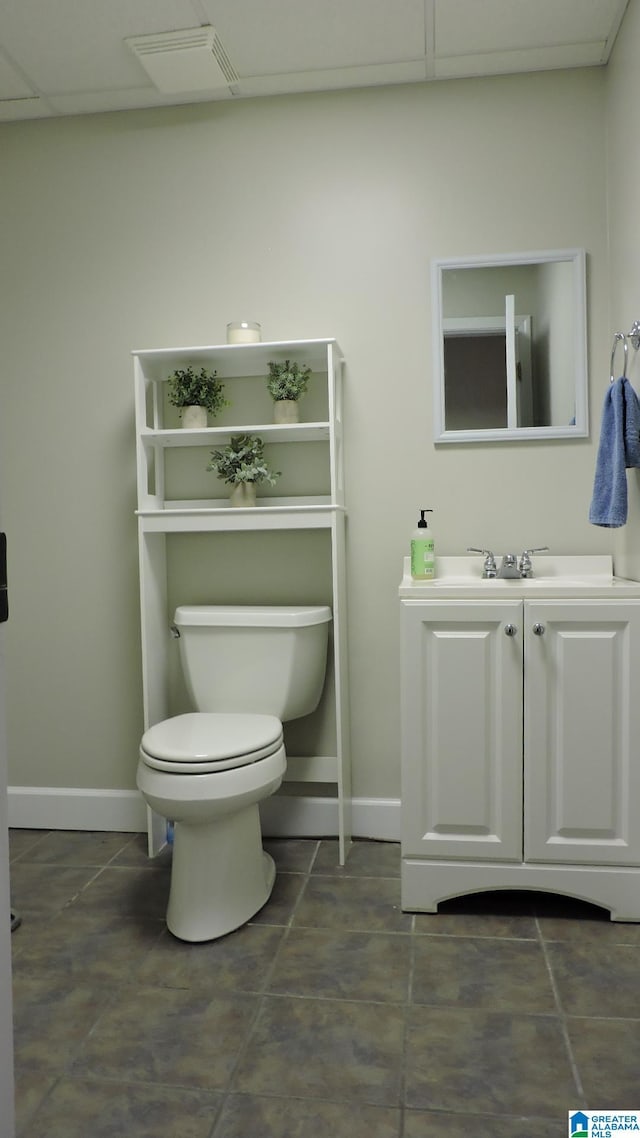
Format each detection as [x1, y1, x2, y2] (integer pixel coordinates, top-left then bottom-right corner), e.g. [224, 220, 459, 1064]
[102, 833, 147, 868]
[536, 914, 586, 1105]
[220, 840, 323, 1109]
[398, 915, 418, 1130]
[221, 839, 412, 1117]
[8, 828, 53, 864]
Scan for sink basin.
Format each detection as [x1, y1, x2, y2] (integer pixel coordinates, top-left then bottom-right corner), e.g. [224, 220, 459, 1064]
[399, 555, 640, 598]
[512, 576, 612, 587]
[440, 575, 612, 588]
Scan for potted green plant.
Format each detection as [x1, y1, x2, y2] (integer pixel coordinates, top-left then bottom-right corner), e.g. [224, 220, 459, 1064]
[266, 359, 312, 423]
[207, 434, 280, 507]
[167, 366, 228, 429]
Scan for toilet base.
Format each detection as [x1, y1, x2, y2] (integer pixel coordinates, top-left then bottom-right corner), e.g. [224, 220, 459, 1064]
[166, 802, 276, 941]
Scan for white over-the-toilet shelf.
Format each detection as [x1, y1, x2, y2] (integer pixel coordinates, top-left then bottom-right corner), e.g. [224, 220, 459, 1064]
[133, 338, 351, 862]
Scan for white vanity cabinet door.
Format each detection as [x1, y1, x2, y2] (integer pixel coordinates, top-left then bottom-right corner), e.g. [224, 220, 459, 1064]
[524, 600, 640, 866]
[401, 600, 522, 861]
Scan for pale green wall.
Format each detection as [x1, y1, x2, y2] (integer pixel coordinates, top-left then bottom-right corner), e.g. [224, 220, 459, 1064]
[0, 67, 611, 801]
[607, 0, 640, 576]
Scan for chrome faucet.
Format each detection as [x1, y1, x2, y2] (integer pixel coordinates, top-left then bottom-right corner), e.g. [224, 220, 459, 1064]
[497, 553, 520, 579]
[468, 546, 549, 579]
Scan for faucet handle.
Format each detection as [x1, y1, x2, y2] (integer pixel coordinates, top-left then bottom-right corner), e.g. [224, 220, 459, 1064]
[467, 548, 497, 578]
[519, 546, 549, 576]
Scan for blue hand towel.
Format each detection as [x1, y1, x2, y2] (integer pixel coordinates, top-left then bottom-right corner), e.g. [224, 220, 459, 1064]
[589, 376, 640, 527]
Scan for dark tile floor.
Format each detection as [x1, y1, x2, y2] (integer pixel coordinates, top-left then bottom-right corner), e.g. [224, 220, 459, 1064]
[9, 829, 640, 1137]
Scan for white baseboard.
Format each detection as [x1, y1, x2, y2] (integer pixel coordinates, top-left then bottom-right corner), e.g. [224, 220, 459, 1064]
[8, 787, 148, 832]
[8, 786, 401, 843]
[260, 795, 400, 841]
[352, 797, 400, 841]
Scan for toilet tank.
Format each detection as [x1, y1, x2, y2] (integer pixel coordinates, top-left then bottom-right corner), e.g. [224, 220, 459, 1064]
[173, 605, 331, 721]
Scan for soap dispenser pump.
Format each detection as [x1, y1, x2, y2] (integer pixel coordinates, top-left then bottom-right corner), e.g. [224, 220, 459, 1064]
[410, 509, 435, 581]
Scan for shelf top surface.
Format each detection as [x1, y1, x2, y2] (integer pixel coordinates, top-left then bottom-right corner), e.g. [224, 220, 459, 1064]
[132, 339, 342, 381]
[136, 500, 344, 530]
[140, 422, 331, 445]
[138, 500, 342, 513]
[132, 338, 340, 359]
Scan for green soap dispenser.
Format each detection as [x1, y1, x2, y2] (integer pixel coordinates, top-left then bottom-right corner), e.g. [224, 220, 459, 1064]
[410, 509, 435, 580]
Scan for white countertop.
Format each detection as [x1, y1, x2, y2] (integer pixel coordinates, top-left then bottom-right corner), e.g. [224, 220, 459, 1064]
[398, 555, 640, 599]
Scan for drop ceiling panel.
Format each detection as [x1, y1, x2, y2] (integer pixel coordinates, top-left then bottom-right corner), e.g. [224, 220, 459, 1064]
[45, 85, 234, 118]
[0, 0, 631, 121]
[435, 0, 623, 57]
[0, 0, 202, 92]
[435, 41, 609, 81]
[200, 0, 426, 75]
[0, 97, 50, 121]
[241, 59, 427, 98]
[0, 51, 35, 98]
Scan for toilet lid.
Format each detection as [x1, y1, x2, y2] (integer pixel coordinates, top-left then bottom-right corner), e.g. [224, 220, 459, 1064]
[141, 713, 283, 773]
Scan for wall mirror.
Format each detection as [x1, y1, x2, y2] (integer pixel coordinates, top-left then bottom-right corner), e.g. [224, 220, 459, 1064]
[432, 248, 588, 443]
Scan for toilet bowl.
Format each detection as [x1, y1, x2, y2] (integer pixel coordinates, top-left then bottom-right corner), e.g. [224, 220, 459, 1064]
[136, 605, 331, 942]
[138, 713, 286, 941]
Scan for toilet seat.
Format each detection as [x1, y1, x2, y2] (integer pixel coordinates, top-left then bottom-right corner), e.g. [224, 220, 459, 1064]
[140, 712, 284, 774]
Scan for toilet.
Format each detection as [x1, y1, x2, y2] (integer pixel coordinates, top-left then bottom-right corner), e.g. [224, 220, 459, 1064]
[137, 604, 331, 942]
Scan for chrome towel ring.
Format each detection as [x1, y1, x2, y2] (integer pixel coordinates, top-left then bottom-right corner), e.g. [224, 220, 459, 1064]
[610, 322, 640, 383]
[610, 331, 628, 382]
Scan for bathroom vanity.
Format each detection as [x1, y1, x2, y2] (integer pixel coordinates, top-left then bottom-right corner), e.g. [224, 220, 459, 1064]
[399, 555, 640, 920]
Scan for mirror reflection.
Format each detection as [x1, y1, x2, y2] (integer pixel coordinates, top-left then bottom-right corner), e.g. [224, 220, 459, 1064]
[432, 249, 588, 442]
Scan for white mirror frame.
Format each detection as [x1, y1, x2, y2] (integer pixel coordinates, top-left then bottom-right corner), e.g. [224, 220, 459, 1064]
[432, 248, 588, 443]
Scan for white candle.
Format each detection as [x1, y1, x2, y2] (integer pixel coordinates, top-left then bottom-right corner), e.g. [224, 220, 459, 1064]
[227, 321, 261, 344]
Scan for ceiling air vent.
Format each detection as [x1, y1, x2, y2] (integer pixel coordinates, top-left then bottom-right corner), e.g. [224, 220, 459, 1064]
[126, 26, 238, 93]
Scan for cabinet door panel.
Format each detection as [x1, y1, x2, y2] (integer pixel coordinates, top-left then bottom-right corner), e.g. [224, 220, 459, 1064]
[401, 601, 522, 860]
[525, 601, 640, 865]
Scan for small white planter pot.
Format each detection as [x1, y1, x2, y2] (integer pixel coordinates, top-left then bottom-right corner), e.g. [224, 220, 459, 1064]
[229, 482, 257, 508]
[273, 400, 299, 424]
[181, 405, 208, 429]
